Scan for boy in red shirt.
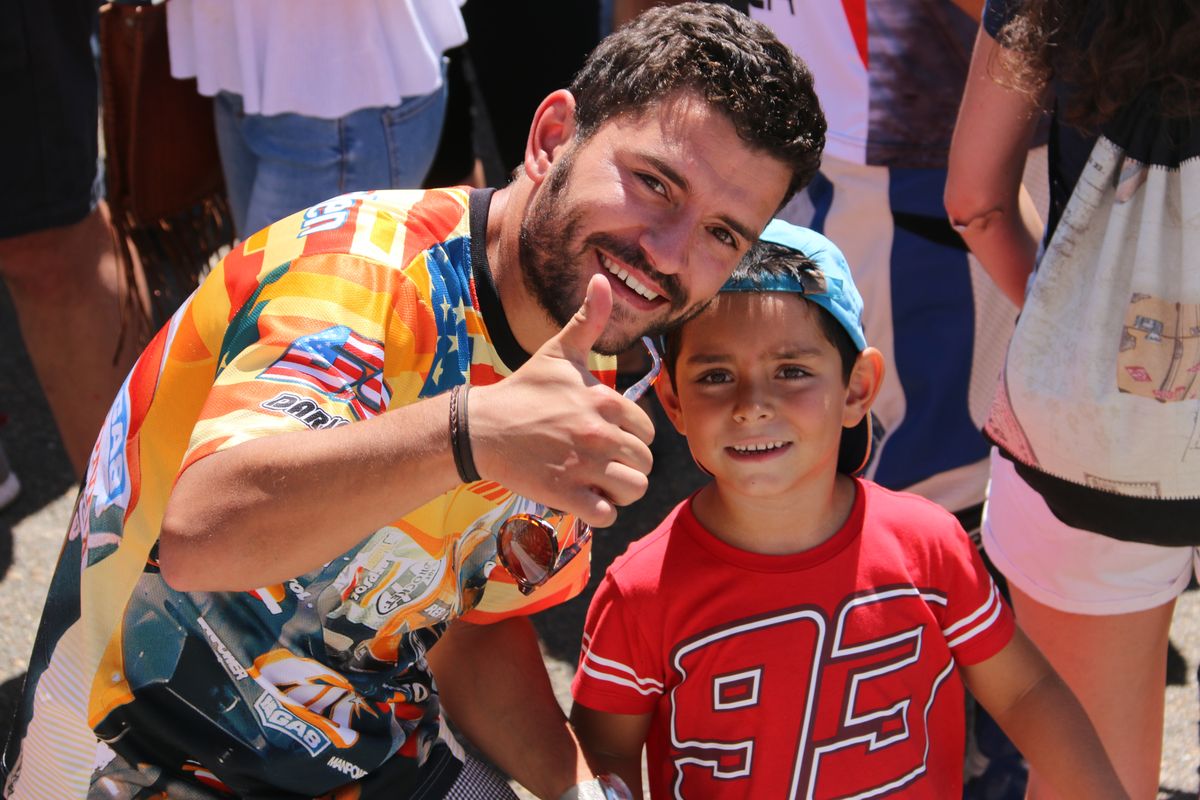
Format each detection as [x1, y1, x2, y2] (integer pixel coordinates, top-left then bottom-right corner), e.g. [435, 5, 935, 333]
[569, 222, 1125, 799]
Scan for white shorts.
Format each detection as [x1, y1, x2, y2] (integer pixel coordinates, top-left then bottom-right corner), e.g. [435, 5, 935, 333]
[982, 449, 1199, 615]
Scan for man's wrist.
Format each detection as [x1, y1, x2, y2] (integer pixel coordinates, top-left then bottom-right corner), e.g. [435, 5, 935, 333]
[558, 773, 633, 800]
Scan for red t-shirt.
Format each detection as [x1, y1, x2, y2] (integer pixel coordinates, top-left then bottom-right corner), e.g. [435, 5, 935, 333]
[572, 479, 1015, 799]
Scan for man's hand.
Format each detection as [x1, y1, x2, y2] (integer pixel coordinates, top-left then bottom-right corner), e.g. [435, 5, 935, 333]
[471, 274, 655, 527]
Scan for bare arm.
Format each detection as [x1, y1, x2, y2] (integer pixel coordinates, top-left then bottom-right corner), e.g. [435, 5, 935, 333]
[428, 617, 594, 799]
[569, 703, 651, 799]
[945, 28, 1047, 308]
[961, 628, 1128, 799]
[160, 276, 654, 591]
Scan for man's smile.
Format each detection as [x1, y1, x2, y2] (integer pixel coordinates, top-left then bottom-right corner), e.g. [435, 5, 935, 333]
[597, 249, 663, 303]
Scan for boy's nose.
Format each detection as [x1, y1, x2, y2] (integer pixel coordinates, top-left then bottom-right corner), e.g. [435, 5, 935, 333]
[732, 384, 773, 423]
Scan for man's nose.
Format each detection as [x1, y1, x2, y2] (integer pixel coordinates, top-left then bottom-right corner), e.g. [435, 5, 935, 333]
[638, 217, 691, 276]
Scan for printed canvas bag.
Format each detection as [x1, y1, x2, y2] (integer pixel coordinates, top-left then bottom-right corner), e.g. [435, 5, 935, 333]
[985, 114, 1200, 543]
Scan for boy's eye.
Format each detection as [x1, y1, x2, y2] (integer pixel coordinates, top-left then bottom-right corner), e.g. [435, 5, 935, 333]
[697, 370, 733, 385]
[638, 173, 667, 197]
[779, 365, 809, 379]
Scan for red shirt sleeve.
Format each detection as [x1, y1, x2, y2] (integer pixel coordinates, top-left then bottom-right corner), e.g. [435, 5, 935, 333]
[570, 567, 664, 715]
[937, 523, 1016, 666]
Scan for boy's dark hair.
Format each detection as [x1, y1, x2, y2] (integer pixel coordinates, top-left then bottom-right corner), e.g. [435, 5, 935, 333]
[663, 240, 859, 384]
[569, 2, 826, 203]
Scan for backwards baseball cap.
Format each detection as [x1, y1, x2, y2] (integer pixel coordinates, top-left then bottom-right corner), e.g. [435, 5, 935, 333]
[721, 220, 872, 475]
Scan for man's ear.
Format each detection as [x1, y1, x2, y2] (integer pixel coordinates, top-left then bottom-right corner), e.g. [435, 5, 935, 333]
[655, 372, 687, 436]
[524, 89, 578, 185]
[843, 347, 885, 430]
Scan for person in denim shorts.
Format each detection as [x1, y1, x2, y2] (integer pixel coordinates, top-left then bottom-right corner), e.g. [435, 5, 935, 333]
[0, 0, 143, 478]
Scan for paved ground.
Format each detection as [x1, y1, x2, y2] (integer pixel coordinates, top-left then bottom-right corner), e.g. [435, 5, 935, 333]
[0, 282, 1196, 796]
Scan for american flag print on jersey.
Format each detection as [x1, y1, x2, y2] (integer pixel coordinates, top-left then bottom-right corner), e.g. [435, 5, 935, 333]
[261, 325, 390, 419]
[7, 188, 615, 800]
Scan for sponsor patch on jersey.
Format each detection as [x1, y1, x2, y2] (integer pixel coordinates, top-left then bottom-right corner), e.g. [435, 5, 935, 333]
[326, 755, 368, 780]
[261, 392, 352, 430]
[254, 693, 331, 756]
[297, 193, 369, 238]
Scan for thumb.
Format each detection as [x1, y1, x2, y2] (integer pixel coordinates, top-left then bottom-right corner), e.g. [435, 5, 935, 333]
[547, 273, 612, 364]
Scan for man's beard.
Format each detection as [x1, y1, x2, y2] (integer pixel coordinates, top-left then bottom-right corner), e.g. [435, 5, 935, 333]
[517, 149, 692, 355]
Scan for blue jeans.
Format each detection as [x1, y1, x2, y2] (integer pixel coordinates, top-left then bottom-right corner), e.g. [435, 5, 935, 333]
[213, 82, 448, 238]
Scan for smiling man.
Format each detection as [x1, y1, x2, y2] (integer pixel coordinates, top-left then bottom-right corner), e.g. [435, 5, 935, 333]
[4, 5, 823, 800]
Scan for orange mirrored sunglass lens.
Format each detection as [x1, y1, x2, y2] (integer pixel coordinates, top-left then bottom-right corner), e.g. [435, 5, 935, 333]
[497, 516, 558, 586]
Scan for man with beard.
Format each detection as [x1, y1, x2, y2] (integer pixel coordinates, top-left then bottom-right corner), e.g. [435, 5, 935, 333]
[4, 5, 824, 800]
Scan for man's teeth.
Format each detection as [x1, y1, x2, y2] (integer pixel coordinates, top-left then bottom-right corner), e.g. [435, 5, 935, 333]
[732, 442, 788, 453]
[601, 254, 660, 301]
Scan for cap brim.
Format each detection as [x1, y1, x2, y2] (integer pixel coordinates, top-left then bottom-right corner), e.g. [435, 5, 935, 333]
[838, 412, 872, 476]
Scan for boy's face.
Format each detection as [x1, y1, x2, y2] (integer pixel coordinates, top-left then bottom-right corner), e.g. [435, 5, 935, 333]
[658, 292, 870, 498]
[519, 92, 793, 355]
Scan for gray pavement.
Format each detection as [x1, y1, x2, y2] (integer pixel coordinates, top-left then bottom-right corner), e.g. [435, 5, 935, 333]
[0, 281, 1197, 796]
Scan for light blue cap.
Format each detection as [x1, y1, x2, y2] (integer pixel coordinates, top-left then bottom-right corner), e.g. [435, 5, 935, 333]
[722, 220, 868, 352]
[721, 220, 872, 475]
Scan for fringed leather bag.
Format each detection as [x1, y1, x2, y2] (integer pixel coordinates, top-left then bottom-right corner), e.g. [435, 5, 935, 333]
[99, 0, 233, 343]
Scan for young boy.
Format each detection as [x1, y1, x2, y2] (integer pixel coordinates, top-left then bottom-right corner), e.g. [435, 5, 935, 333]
[568, 222, 1126, 799]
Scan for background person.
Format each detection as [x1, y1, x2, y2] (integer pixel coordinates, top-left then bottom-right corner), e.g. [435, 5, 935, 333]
[946, 0, 1200, 795]
[166, 0, 468, 239]
[0, 0, 147, 479]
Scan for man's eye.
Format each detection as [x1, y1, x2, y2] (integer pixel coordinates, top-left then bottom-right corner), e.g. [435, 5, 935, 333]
[638, 173, 667, 196]
[709, 227, 736, 247]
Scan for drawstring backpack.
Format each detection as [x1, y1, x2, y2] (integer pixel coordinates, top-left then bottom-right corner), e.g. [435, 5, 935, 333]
[985, 97, 1200, 545]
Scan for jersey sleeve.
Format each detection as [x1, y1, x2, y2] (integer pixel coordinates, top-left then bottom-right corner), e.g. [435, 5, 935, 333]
[937, 525, 1016, 667]
[570, 569, 664, 715]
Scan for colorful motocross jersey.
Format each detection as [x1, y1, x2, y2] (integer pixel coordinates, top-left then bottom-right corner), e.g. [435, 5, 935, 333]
[6, 188, 614, 799]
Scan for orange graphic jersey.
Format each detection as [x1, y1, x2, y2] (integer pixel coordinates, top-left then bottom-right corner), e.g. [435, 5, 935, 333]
[6, 189, 615, 799]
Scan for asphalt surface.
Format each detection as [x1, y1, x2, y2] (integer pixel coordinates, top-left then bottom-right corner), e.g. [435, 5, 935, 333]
[0, 281, 1197, 797]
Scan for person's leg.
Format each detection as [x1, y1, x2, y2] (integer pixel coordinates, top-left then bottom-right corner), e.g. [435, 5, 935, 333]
[983, 452, 1191, 798]
[375, 81, 448, 190]
[237, 110, 344, 237]
[237, 82, 448, 237]
[1009, 588, 1173, 799]
[0, 0, 139, 477]
[211, 91, 257, 239]
[0, 204, 140, 476]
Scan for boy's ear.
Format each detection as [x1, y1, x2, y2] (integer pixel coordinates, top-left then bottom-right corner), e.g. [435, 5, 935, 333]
[843, 347, 885, 429]
[654, 372, 688, 436]
[524, 89, 578, 185]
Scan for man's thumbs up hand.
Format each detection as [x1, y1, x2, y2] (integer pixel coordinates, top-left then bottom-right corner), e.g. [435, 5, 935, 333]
[540, 273, 614, 368]
[471, 275, 655, 527]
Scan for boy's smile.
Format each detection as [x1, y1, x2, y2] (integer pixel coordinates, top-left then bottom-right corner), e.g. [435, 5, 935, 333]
[664, 291, 854, 497]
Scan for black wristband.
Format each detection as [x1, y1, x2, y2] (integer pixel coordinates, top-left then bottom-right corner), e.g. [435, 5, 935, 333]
[449, 384, 481, 483]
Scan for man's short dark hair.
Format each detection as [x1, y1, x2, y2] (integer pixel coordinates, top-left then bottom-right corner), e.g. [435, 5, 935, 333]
[663, 240, 859, 385]
[569, 2, 826, 202]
